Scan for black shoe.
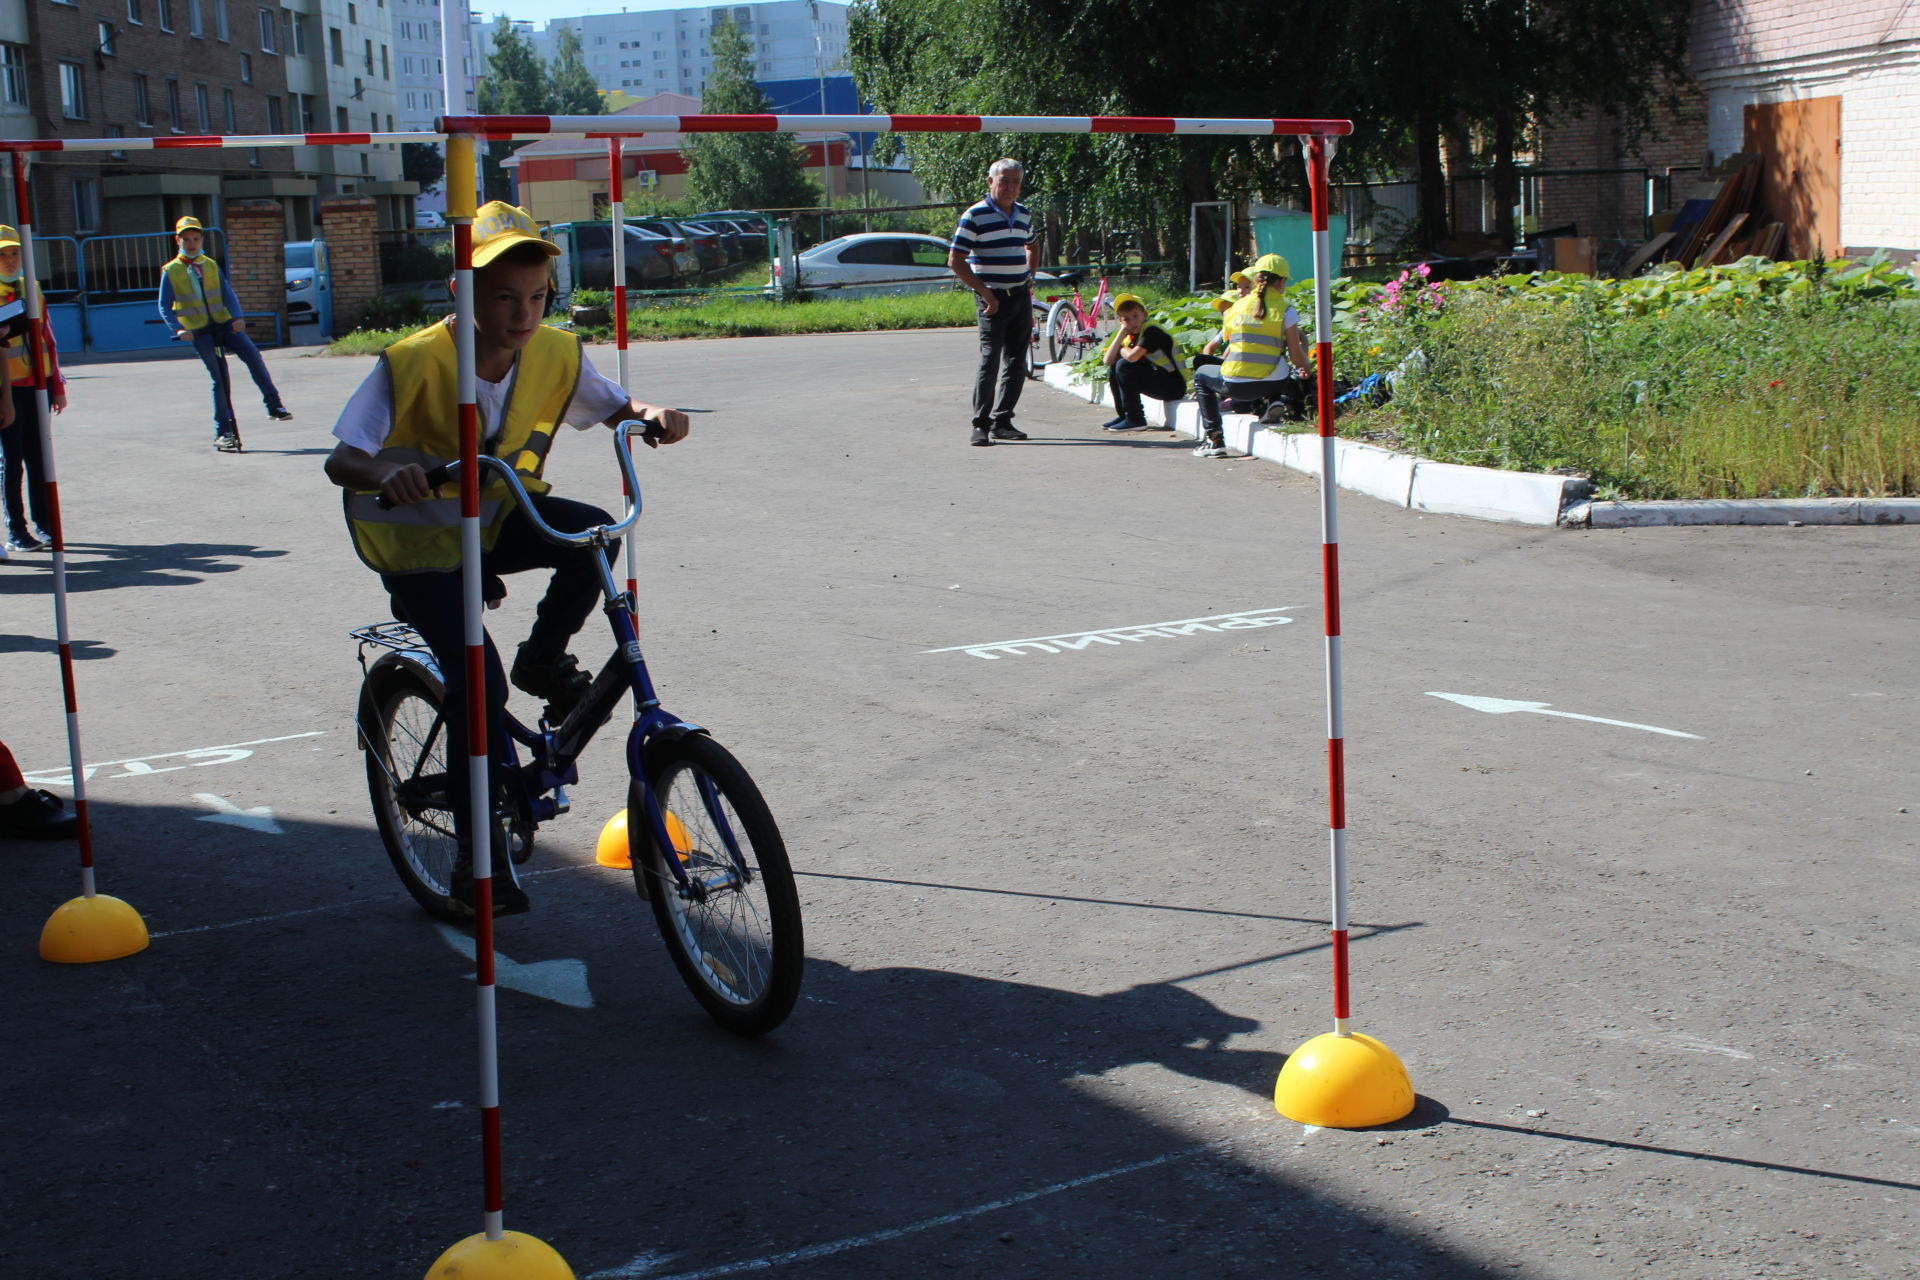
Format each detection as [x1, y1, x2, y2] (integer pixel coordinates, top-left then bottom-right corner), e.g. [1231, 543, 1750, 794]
[1099, 415, 1128, 429]
[1103, 419, 1150, 432]
[267, 406, 295, 421]
[990, 424, 1029, 441]
[511, 644, 593, 717]
[7, 531, 41, 552]
[450, 860, 531, 917]
[0, 788, 79, 840]
[214, 431, 241, 452]
[970, 426, 995, 446]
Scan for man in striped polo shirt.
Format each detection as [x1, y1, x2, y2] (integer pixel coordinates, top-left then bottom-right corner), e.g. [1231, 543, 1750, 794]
[948, 158, 1038, 446]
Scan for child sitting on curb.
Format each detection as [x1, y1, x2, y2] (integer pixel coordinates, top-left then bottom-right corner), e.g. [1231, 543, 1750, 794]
[1098, 294, 1187, 432]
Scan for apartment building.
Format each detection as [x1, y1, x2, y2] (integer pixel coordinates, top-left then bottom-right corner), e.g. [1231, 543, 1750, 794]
[529, 1, 847, 101]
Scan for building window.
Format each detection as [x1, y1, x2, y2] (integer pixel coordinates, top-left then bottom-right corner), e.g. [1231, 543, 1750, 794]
[293, 15, 308, 55]
[266, 94, 283, 131]
[364, 38, 373, 74]
[127, 0, 143, 25]
[1, 45, 28, 107]
[72, 178, 101, 232]
[195, 82, 210, 131]
[189, 0, 206, 37]
[240, 51, 252, 83]
[98, 21, 118, 55]
[329, 27, 343, 66]
[223, 87, 236, 132]
[335, 105, 347, 131]
[166, 76, 182, 130]
[215, 0, 229, 41]
[133, 72, 151, 123]
[380, 44, 389, 78]
[59, 63, 87, 119]
[347, 1, 355, 21]
[258, 7, 277, 52]
[158, 0, 174, 31]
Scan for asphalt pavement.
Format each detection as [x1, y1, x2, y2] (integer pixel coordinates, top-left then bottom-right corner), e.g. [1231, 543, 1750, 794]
[2, 330, 1915, 1278]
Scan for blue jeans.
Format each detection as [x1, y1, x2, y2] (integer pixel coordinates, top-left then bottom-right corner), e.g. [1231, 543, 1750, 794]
[191, 325, 284, 432]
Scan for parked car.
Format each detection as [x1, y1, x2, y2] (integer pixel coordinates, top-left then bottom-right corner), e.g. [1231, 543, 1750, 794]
[679, 219, 747, 267]
[568, 222, 678, 288]
[692, 210, 769, 239]
[694, 217, 762, 265]
[658, 218, 727, 275]
[284, 239, 326, 325]
[413, 209, 446, 229]
[625, 219, 703, 278]
[776, 233, 961, 298]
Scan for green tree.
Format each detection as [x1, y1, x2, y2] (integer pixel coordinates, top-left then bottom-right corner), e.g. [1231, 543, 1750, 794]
[402, 142, 444, 193]
[681, 17, 820, 212]
[548, 25, 606, 117]
[477, 15, 550, 202]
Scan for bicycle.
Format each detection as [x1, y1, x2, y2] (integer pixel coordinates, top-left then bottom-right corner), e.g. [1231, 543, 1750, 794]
[1043, 256, 1118, 365]
[351, 422, 804, 1036]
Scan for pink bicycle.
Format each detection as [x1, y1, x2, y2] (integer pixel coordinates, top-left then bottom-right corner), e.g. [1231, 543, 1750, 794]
[1042, 255, 1119, 364]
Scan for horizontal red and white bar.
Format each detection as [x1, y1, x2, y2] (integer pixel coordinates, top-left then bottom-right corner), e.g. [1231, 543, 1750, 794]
[0, 130, 540, 152]
[439, 113, 1353, 137]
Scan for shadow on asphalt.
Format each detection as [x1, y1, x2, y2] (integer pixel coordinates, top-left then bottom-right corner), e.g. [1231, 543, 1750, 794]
[0, 541, 286, 594]
[0, 632, 115, 659]
[6, 796, 1498, 1279]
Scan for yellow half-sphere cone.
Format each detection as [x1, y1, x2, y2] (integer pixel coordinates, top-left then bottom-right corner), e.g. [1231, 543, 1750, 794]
[596, 808, 692, 870]
[425, 1230, 574, 1280]
[40, 894, 150, 964]
[1274, 1031, 1414, 1128]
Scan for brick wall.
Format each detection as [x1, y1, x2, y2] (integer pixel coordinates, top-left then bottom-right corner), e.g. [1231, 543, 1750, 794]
[1536, 91, 1712, 244]
[319, 194, 381, 333]
[1692, 0, 1910, 74]
[225, 198, 287, 343]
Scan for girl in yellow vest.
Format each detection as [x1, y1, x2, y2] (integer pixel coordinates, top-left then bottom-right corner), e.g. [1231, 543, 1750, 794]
[1191, 254, 1312, 458]
[157, 216, 293, 452]
[324, 202, 689, 916]
[1099, 294, 1187, 431]
[0, 225, 67, 553]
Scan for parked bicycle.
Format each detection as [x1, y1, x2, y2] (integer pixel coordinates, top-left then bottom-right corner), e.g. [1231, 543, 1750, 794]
[351, 422, 804, 1035]
[1043, 256, 1119, 364]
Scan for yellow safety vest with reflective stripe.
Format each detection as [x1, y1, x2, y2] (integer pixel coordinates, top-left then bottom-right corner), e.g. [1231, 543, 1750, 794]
[0, 279, 53, 384]
[164, 255, 234, 331]
[1220, 288, 1292, 381]
[344, 319, 584, 575]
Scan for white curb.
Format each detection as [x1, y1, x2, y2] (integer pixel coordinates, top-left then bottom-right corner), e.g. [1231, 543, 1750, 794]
[1036, 364, 1918, 529]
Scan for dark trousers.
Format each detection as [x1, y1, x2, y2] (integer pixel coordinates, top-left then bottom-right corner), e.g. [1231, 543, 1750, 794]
[972, 286, 1031, 429]
[192, 326, 285, 432]
[1193, 367, 1300, 442]
[2, 386, 49, 541]
[380, 492, 615, 851]
[1109, 359, 1186, 424]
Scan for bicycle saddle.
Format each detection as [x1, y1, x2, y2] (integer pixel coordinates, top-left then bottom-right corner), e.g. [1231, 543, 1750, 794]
[1054, 271, 1085, 286]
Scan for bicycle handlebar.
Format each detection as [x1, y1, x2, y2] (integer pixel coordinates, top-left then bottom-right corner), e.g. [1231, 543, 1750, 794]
[374, 419, 661, 549]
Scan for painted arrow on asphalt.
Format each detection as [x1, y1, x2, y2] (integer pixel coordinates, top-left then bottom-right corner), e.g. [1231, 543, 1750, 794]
[192, 793, 285, 834]
[434, 922, 595, 1009]
[1426, 692, 1701, 739]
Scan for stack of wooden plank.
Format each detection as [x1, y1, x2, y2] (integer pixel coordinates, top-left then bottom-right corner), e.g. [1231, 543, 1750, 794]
[1620, 155, 1785, 276]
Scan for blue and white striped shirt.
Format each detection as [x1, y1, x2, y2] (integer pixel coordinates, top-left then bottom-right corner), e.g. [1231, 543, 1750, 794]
[951, 197, 1033, 288]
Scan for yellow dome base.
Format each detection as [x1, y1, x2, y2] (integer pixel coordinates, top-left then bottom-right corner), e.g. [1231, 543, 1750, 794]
[424, 1230, 574, 1280]
[1274, 1031, 1414, 1129]
[39, 894, 150, 964]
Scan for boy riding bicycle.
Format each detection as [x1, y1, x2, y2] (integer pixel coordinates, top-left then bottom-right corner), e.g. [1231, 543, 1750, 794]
[324, 202, 689, 913]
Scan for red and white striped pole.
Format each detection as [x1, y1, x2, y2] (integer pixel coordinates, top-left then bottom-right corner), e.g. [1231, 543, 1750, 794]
[422, 135, 571, 1279]
[1272, 134, 1414, 1129]
[14, 151, 149, 964]
[607, 137, 639, 612]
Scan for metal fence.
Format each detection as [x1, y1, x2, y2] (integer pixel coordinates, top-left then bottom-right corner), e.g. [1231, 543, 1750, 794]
[82, 229, 226, 302]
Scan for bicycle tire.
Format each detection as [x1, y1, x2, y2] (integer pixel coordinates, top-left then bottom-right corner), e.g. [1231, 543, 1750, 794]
[1027, 302, 1049, 378]
[632, 734, 803, 1036]
[363, 661, 464, 921]
[1045, 298, 1077, 364]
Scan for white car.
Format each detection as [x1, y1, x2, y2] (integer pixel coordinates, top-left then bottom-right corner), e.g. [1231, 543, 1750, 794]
[774, 233, 962, 299]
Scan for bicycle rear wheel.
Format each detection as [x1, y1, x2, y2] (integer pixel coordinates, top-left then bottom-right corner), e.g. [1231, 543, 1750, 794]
[1046, 299, 1080, 364]
[1026, 301, 1049, 378]
[632, 734, 802, 1036]
[363, 661, 462, 921]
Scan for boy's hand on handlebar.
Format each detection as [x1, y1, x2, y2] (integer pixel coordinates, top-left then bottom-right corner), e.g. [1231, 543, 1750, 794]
[379, 462, 435, 507]
[632, 403, 689, 447]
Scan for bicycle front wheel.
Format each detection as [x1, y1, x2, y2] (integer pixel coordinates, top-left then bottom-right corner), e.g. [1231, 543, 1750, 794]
[633, 734, 803, 1035]
[1045, 299, 1078, 364]
[363, 660, 462, 921]
[1026, 302, 1049, 378]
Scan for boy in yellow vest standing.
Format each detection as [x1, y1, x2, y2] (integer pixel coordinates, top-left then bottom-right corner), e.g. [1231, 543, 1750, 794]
[157, 215, 294, 452]
[323, 202, 689, 914]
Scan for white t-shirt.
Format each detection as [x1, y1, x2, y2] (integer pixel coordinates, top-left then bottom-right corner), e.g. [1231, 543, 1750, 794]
[331, 344, 634, 456]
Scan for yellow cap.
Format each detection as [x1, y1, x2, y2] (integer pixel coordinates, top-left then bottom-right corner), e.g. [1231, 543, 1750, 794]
[1211, 292, 1236, 312]
[1247, 252, 1291, 280]
[471, 201, 562, 269]
[0, 225, 19, 250]
[174, 216, 204, 234]
[1229, 270, 1250, 285]
[1111, 293, 1146, 312]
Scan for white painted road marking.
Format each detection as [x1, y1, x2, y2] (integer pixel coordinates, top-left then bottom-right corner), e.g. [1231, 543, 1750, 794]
[434, 922, 595, 1009]
[927, 607, 1298, 659]
[193, 793, 285, 835]
[22, 731, 327, 786]
[590, 1136, 1241, 1279]
[1426, 692, 1701, 740]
